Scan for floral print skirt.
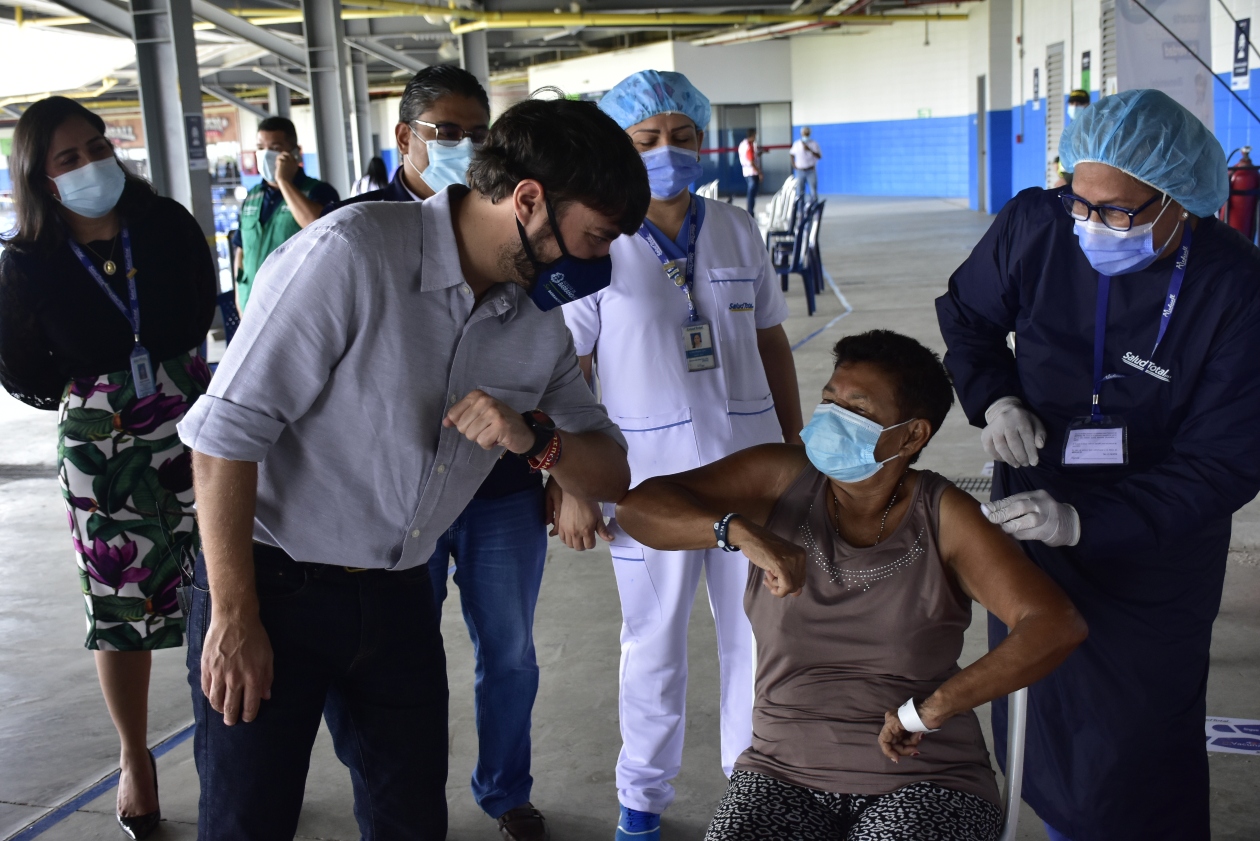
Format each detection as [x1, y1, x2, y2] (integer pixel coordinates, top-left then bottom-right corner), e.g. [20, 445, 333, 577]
[58, 350, 210, 651]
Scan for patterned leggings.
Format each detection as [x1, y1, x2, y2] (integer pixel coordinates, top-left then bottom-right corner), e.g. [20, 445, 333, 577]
[706, 771, 1003, 841]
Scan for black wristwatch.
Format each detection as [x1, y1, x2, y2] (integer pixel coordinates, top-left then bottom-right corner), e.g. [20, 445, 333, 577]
[518, 410, 557, 460]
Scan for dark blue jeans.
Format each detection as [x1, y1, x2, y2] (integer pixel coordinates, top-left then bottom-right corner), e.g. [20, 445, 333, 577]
[428, 485, 548, 818]
[745, 175, 760, 216]
[187, 544, 448, 840]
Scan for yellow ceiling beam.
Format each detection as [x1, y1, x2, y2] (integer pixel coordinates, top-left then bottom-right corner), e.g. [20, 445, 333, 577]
[12, 3, 968, 36]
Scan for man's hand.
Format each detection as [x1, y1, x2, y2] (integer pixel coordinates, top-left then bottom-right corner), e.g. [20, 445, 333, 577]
[274, 150, 299, 184]
[201, 608, 274, 726]
[444, 390, 535, 453]
[730, 518, 805, 597]
[559, 491, 613, 551]
[878, 710, 925, 763]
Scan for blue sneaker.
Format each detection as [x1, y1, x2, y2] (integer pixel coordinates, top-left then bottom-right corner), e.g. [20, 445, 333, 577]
[615, 805, 661, 840]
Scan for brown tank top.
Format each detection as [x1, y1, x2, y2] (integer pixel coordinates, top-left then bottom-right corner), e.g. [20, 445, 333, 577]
[735, 467, 1000, 806]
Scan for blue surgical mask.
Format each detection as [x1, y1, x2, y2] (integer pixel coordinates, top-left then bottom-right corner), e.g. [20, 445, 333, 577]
[800, 403, 914, 484]
[258, 149, 281, 184]
[519, 199, 613, 311]
[641, 145, 703, 200]
[411, 131, 475, 193]
[1073, 196, 1177, 275]
[49, 157, 125, 219]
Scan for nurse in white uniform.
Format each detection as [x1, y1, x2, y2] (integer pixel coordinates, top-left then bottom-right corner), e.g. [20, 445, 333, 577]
[557, 70, 803, 841]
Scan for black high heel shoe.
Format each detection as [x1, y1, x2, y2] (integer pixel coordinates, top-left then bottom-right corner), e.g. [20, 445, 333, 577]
[116, 750, 160, 840]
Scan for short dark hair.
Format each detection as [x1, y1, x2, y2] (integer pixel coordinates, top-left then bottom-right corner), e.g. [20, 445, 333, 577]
[399, 65, 490, 124]
[0, 96, 153, 253]
[257, 116, 298, 148]
[832, 330, 955, 461]
[746, 128, 757, 138]
[467, 97, 649, 235]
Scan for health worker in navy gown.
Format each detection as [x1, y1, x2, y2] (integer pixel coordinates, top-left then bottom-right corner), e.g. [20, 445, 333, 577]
[936, 88, 1260, 841]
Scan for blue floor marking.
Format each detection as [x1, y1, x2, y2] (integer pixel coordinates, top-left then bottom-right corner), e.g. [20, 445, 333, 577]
[8, 722, 196, 841]
[791, 268, 854, 352]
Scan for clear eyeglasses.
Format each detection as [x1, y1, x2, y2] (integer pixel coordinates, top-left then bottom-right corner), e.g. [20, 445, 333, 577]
[1060, 191, 1163, 231]
[410, 119, 490, 148]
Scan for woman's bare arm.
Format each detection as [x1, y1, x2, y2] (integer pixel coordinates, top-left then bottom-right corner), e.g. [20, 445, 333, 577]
[878, 485, 1087, 761]
[614, 444, 812, 596]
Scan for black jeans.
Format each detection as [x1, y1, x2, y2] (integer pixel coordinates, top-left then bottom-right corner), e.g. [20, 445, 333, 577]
[187, 544, 449, 840]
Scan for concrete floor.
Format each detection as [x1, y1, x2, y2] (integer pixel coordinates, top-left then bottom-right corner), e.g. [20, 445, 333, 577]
[1, 195, 1257, 841]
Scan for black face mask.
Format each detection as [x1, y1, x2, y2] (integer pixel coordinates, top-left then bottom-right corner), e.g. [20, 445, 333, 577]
[518, 199, 613, 312]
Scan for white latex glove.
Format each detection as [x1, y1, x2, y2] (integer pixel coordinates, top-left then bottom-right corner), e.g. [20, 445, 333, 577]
[981, 490, 1081, 547]
[981, 396, 1047, 467]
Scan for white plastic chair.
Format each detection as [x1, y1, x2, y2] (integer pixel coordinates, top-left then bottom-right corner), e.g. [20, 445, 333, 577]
[997, 687, 1029, 841]
[695, 179, 720, 200]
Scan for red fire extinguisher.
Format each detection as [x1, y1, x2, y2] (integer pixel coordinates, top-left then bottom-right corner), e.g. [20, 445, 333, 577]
[1221, 147, 1259, 241]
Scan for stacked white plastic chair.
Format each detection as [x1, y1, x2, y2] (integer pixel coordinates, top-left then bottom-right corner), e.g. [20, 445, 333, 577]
[757, 175, 799, 240]
[695, 179, 720, 200]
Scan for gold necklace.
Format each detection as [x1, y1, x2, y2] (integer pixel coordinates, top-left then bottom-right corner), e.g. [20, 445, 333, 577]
[832, 476, 905, 546]
[84, 234, 119, 276]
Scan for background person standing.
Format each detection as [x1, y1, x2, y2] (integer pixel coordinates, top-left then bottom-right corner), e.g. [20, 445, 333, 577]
[231, 116, 338, 313]
[789, 127, 822, 198]
[737, 128, 761, 216]
[0, 96, 216, 840]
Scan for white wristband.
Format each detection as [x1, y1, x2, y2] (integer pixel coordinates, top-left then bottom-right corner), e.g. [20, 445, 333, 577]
[897, 698, 941, 733]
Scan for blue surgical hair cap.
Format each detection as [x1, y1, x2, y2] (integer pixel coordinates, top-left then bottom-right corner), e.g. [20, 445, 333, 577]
[1059, 88, 1227, 218]
[598, 70, 712, 132]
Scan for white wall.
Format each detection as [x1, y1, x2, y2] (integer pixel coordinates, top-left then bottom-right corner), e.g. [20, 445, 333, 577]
[528, 41, 674, 95]
[790, 20, 975, 125]
[673, 41, 791, 104]
[525, 39, 791, 104]
[289, 105, 319, 155]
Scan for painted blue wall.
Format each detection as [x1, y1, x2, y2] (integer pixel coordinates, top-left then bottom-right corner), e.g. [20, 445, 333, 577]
[806, 116, 971, 197]
[1215, 71, 1260, 163]
[1010, 97, 1047, 199]
[988, 109, 1014, 212]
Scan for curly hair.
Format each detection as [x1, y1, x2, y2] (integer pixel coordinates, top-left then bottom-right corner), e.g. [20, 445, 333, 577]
[832, 330, 955, 459]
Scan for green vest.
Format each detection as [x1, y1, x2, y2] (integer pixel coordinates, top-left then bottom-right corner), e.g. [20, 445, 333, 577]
[237, 173, 321, 312]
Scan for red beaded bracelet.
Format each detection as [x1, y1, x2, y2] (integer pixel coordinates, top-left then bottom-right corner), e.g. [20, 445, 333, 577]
[527, 432, 561, 472]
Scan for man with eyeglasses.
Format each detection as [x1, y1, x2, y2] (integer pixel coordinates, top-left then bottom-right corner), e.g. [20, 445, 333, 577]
[327, 65, 490, 212]
[937, 89, 1260, 841]
[325, 65, 558, 841]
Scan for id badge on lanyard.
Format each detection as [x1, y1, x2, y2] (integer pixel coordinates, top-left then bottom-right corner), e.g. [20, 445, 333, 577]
[1063, 225, 1190, 467]
[637, 202, 717, 372]
[70, 228, 156, 398]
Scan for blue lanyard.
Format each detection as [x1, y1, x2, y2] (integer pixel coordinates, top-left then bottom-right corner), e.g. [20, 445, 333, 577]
[637, 200, 700, 323]
[70, 227, 140, 343]
[1091, 222, 1191, 420]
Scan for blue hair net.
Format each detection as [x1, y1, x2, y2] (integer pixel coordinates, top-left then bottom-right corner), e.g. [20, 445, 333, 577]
[598, 70, 712, 132]
[1059, 88, 1227, 217]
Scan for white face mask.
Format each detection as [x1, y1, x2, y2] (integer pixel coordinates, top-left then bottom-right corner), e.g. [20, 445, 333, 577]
[258, 149, 282, 184]
[49, 157, 126, 218]
[1073, 196, 1179, 275]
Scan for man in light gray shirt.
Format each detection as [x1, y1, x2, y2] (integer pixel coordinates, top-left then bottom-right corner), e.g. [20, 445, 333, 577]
[176, 98, 650, 841]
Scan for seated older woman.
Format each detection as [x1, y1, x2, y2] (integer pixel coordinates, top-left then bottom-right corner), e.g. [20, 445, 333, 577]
[614, 330, 1087, 841]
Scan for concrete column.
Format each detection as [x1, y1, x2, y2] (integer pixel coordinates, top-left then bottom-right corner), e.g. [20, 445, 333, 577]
[301, 0, 355, 196]
[986, 0, 1015, 211]
[130, 0, 214, 237]
[346, 19, 375, 174]
[268, 81, 291, 118]
[460, 30, 491, 92]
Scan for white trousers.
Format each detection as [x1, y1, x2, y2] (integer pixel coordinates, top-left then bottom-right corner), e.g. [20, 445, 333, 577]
[611, 544, 754, 814]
